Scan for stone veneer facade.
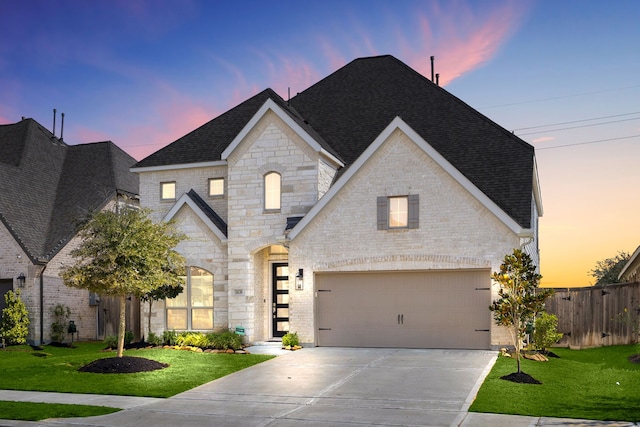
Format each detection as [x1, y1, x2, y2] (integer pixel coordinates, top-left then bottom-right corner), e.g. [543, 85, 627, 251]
[136, 110, 539, 349]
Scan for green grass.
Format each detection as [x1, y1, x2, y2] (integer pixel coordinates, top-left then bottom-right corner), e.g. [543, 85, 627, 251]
[0, 341, 274, 398]
[0, 401, 119, 421]
[469, 344, 640, 422]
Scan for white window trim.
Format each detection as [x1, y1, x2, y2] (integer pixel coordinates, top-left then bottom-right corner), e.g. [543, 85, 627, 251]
[208, 177, 225, 198]
[160, 181, 176, 201]
[264, 172, 281, 212]
[166, 266, 214, 331]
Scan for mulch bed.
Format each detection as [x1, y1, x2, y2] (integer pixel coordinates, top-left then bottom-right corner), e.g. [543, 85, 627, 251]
[500, 371, 542, 384]
[79, 356, 168, 374]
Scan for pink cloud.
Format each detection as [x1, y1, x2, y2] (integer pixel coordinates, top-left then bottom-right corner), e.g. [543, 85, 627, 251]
[406, 2, 529, 85]
[533, 136, 556, 144]
[121, 81, 221, 161]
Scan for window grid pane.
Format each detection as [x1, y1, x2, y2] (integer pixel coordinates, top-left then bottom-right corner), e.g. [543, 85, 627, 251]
[389, 196, 408, 228]
[161, 182, 176, 200]
[167, 309, 187, 330]
[166, 267, 214, 330]
[265, 172, 281, 210]
[208, 178, 224, 196]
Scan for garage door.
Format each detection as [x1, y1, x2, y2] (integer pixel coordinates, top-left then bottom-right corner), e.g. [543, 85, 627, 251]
[316, 270, 490, 349]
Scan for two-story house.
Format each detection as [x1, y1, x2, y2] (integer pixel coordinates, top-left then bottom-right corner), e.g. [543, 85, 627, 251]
[133, 55, 542, 349]
[0, 117, 139, 344]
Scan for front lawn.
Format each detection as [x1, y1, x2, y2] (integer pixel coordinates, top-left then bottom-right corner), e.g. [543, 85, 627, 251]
[0, 401, 119, 421]
[0, 341, 274, 398]
[470, 345, 640, 422]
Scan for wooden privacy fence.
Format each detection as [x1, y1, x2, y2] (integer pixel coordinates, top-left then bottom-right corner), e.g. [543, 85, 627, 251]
[545, 282, 640, 349]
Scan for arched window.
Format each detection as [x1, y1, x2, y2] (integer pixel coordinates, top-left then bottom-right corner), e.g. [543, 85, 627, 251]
[166, 266, 214, 330]
[264, 172, 281, 210]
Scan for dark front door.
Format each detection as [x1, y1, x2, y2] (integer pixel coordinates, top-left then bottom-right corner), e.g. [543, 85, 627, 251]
[272, 263, 290, 338]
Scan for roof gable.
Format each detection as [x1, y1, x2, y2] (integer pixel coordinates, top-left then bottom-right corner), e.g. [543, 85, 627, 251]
[163, 190, 228, 241]
[288, 117, 528, 240]
[220, 98, 343, 166]
[135, 55, 538, 228]
[289, 55, 535, 228]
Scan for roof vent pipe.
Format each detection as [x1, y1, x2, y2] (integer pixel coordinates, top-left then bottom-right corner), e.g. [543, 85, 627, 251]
[52, 108, 57, 137]
[60, 113, 65, 141]
[436, 73, 440, 86]
[430, 56, 435, 82]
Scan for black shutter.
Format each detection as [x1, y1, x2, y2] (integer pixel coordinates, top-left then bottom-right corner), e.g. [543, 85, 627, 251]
[408, 194, 419, 229]
[377, 196, 389, 230]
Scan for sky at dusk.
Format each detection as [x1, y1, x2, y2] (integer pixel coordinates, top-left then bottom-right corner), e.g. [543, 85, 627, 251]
[1, 0, 639, 287]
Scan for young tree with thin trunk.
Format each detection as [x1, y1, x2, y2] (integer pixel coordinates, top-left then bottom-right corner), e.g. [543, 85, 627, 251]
[490, 249, 552, 373]
[60, 207, 185, 357]
[141, 283, 183, 341]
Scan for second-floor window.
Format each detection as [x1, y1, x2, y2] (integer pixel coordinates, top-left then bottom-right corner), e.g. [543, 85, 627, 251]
[208, 178, 224, 197]
[161, 181, 176, 201]
[377, 194, 419, 229]
[264, 172, 281, 211]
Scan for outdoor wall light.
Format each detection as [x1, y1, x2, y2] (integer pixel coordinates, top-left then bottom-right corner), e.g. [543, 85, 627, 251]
[295, 268, 304, 290]
[16, 272, 26, 288]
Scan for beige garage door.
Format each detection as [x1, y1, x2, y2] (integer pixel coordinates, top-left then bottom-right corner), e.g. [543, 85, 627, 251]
[316, 270, 491, 349]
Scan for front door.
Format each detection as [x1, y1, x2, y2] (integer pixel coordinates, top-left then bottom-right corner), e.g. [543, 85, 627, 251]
[272, 263, 290, 338]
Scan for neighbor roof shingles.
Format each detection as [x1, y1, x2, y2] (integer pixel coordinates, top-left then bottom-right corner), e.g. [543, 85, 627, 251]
[0, 119, 139, 262]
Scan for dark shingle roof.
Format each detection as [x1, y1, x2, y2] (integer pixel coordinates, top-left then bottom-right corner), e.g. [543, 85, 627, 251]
[186, 189, 227, 237]
[0, 118, 139, 262]
[135, 89, 340, 168]
[289, 55, 534, 228]
[135, 55, 534, 228]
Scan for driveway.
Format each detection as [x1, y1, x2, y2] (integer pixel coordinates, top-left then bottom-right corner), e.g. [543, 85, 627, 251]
[40, 347, 497, 427]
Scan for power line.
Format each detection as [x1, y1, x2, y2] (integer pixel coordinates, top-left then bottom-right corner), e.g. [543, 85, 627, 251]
[519, 116, 640, 136]
[536, 134, 640, 151]
[513, 111, 640, 132]
[479, 84, 640, 109]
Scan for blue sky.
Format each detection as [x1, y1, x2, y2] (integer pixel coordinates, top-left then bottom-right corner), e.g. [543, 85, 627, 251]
[2, 0, 639, 286]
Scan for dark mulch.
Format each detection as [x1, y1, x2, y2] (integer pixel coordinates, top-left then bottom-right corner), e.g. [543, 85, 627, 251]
[629, 354, 640, 364]
[79, 356, 168, 374]
[500, 371, 542, 384]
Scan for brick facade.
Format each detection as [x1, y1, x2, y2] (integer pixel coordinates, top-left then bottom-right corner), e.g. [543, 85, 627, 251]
[0, 219, 98, 344]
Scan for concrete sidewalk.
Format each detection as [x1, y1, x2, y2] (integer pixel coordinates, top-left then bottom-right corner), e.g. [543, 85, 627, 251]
[0, 347, 636, 427]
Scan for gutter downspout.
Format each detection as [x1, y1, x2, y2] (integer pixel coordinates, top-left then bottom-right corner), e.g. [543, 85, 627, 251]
[36, 260, 48, 345]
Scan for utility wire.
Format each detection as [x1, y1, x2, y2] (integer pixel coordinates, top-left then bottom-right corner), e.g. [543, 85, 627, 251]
[479, 84, 640, 109]
[513, 111, 640, 131]
[536, 134, 640, 151]
[518, 116, 640, 136]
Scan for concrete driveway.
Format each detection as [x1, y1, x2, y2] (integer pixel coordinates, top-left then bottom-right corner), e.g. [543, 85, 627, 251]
[39, 347, 497, 427]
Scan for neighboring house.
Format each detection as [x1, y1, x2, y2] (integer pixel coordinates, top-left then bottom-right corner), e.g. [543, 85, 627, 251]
[618, 245, 640, 283]
[0, 117, 139, 344]
[132, 55, 542, 349]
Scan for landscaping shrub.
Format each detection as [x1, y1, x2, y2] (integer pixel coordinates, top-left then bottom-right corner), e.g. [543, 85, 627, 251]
[176, 331, 208, 348]
[50, 304, 71, 343]
[103, 332, 134, 349]
[103, 335, 117, 349]
[0, 290, 30, 345]
[282, 332, 299, 347]
[163, 330, 178, 346]
[124, 330, 134, 346]
[147, 332, 162, 346]
[206, 331, 242, 350]
[533, 312, 563, 352]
